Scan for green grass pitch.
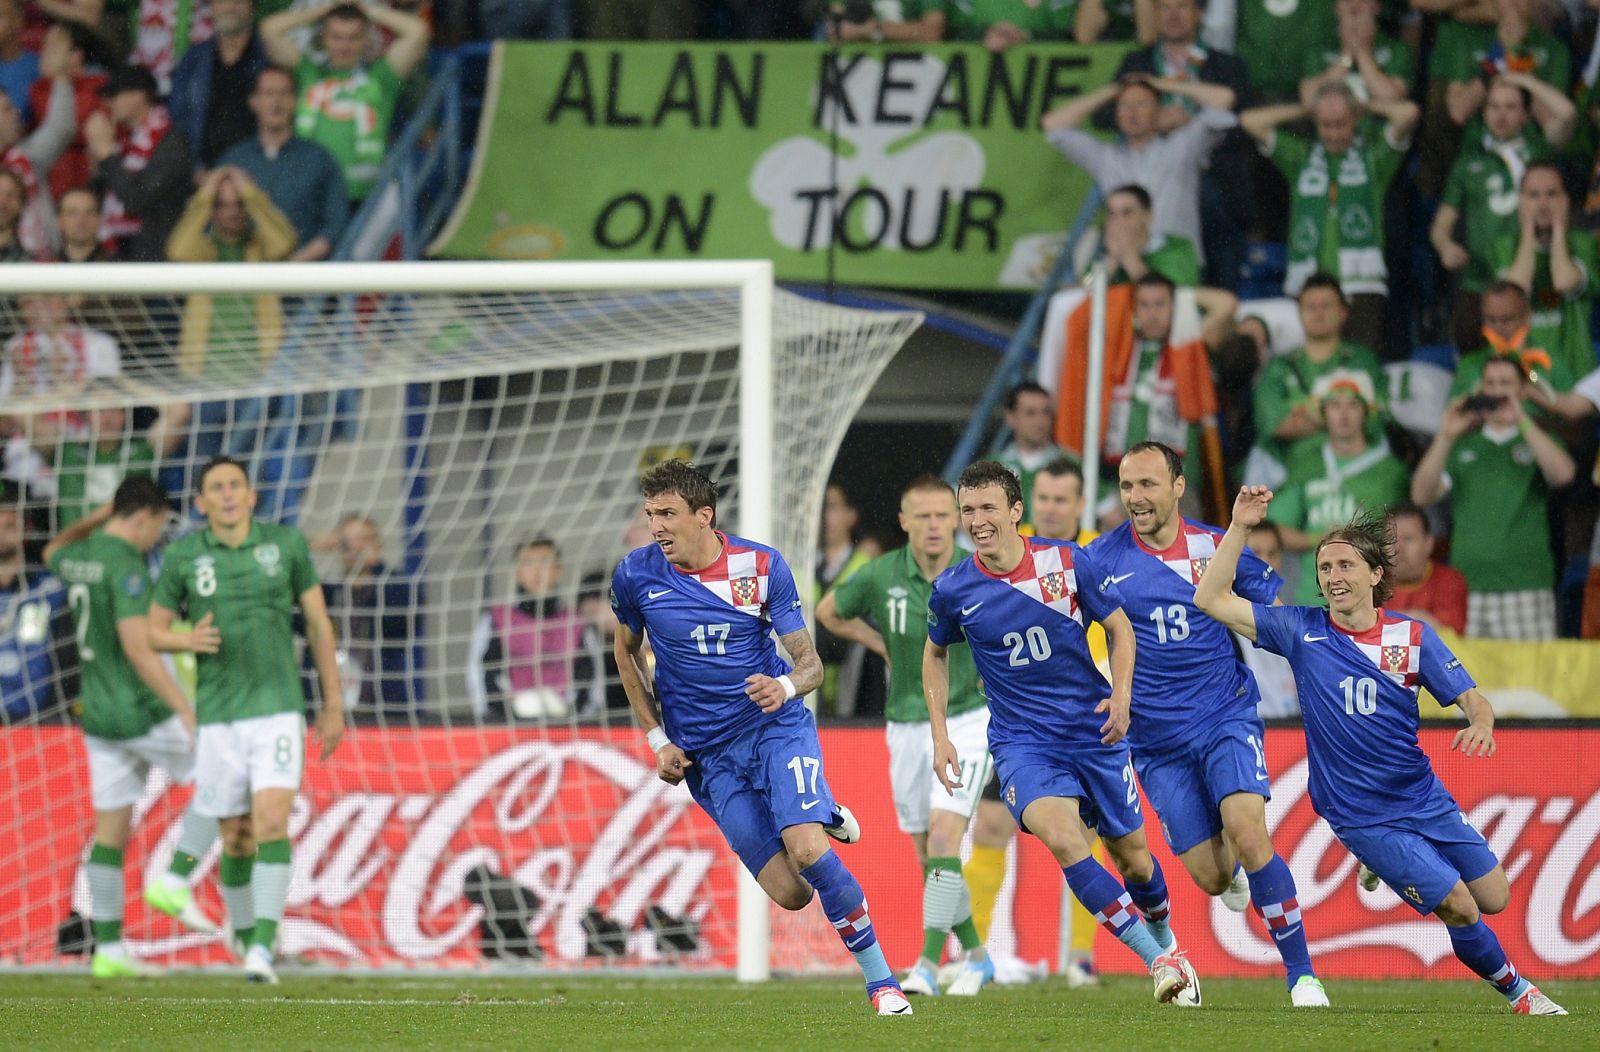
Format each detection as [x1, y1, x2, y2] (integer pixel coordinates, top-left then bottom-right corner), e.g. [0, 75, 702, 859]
[2, 973, 1595, 1051]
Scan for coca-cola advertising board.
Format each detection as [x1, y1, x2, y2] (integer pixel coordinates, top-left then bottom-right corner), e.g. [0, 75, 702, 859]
[1, 725, 1596, 977]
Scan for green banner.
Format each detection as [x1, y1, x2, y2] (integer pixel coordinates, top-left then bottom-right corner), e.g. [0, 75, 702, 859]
[430, 41, 1130, 290]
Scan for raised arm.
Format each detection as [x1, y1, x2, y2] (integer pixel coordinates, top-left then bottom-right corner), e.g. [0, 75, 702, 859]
[1431, 202, 1468, 272]
[923, 639, 961, 794]
[1153, 75, 1236, 114]
[1502, 72, 1577, 150]
[615, 623, 693, 785]
[815, 592, 889, 662]
[1041, 81, 1122, 133]
[366, 1, 432, 80]
[145, 400, 193, 458]
[1513, 404, 1576, 489]
[298, 583, 345, 759]
[259, 2, 329, 67]
[1239, 103, 1307, 146]
[116, 616, 196, 734]
[1196, 287, 1239, 349]
[1194, 486, 1270, 640]
[1095, 607, 1135, 744]
[41, 503, 112, 566]
[1367, 97, 1420, 143]
[1412, 399, 1475, 505]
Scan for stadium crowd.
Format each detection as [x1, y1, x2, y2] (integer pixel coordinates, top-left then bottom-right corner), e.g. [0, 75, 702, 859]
[3, 0, 1600, 729]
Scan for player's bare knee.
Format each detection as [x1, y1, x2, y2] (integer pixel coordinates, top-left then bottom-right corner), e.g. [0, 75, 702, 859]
[1435, 884, 1480, 926]
[1189, 865, 1231, 897]
[221, 820, 253, 856]
[1472, 875, 1510, 915]
[782, 826, 830, 872]
[1105, 843, 1153, 884]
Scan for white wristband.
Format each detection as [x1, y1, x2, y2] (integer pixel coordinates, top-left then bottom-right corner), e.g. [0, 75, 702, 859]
[646, 726, 671, 753]
[777, 674, 797, 701]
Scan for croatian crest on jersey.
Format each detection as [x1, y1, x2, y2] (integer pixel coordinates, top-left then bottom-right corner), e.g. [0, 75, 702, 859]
[1006, 783, 1016, 807]
[1190, 556, 1211, 580]
[1007, 541, 1082, 623]
[1353, 614, 1422, 691]
[730, 575, 760, 607]
[1039, 570, 1068, 605]
[691, 541, 772, 618]
[1382, 645, 1407, 674]
[1154, 525, 1219, 585]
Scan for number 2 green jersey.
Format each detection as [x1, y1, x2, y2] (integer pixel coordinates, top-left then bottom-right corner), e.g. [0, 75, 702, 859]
[830, 545, 985, 723]
[49, 532, 171, 740]
[152, 521, 319, 725]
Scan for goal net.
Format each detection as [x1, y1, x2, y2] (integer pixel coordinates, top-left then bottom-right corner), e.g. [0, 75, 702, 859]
[0, 261, 921, 976]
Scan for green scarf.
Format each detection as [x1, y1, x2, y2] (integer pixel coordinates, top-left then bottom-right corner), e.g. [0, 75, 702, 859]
[1287, 134, 1389, 296]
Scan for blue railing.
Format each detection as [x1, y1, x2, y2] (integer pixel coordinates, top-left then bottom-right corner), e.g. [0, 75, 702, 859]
[940, 189, 1103, 482]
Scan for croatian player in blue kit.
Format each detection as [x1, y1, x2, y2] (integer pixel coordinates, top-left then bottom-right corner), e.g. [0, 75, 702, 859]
[1195, 487, 1567, 1016]
[611, 460, 912, 1017]
[1087, 443, 1327, 1007]
[923, 460, 1199, 1005]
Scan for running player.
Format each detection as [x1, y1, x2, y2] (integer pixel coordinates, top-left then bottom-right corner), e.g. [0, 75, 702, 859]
[924, 460, 1198, 1005]
[44, 479, 219, 977]
[611, 460, 911, 1016]
[818, 475, 991, 997]
[149, 456, 345, 983]
[1087, 441, 1326, 1006]
[1195, 488, 1566, 1016]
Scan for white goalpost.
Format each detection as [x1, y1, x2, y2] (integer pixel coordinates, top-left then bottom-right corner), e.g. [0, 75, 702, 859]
[0, 260, 922, 979]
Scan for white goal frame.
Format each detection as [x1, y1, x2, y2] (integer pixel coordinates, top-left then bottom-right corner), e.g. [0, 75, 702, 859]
[4, 259, 779, 982]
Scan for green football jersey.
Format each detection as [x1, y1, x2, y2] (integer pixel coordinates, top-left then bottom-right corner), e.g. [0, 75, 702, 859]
[1269, 439, 1409, 604]
[1441, 130, 1550, 294]
[1251, 342, 1387, 465]
[294, 56, 402, 200]
[53, 439, 155, 530]
[152, 521, 319, 725]
[50, 532, 171, 740]
[1491, 228, 1600, 387]
[920, 0, 1081, 42]
[1446, 428, 1559, 594]
[830, 545, 984, 724]
[1239, 0, 1337, 100]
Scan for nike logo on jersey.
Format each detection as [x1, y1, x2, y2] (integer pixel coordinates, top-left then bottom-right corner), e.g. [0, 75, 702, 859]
[647, 589, 671, 599]
[1303, 633, 1327, 642]
[1107, 572, 1136, 585]
[961, 602, 984, 616]
[800, 799, 822, 810]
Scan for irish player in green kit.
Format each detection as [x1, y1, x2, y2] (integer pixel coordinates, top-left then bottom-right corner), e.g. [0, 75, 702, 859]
[149, 457, 345, 983]
[818, 476, 994, 997]
[45, 479, 222, 977]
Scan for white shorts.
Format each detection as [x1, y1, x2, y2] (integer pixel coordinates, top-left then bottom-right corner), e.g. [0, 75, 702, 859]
[86, 716, 196, 812]
[193, 711, 306, 819]
[886, 706, 993, 835]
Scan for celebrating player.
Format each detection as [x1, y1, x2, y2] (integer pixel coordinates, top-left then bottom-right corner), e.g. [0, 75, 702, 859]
[1195, 488, 1566, 1016]
[148, 457, 345, 984]
[817, 475, 994, 997]
[44, 479, 220, 977]
[924, 460, 1198, 1005]
[1086, 442, 1326, 1006]
[611, 460, 912, 1017]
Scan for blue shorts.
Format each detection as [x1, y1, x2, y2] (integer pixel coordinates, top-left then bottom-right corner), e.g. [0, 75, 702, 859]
[1134, 717, 1271, 855]
[684, 711, 837, 878]
[993, 744, 1143, 842]
[1335, 798, 1499, 916]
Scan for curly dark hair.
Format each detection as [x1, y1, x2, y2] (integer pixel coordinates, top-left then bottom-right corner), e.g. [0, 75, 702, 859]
[1314, 507, 1396, 607]
[640, 459, 717, 523]
[957, 460, 1023, 510]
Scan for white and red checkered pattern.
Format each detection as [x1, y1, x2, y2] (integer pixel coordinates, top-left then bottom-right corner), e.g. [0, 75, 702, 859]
[1258, 897, 1303, 931]
[1136, 521, 1218, 585]
[1342, 612, 1423, 692]
[683, 535, 772, 619]
[1004, 540, 1083, 625]
[832, 901, 874, 950]
[1094, 893, 1139, 934]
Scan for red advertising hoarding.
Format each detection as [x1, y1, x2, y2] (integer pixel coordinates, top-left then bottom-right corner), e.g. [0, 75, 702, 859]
[1, 725, 1596, 978]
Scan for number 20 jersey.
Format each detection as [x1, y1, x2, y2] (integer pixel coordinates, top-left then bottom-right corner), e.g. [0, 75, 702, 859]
[1252, 604, 1478, 830]
[611, 532, 806, 752]
[927, 537, 1126, 753]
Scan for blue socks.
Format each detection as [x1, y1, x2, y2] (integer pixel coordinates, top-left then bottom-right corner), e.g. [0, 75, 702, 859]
[1062, 856, 1165, 969]
[1124, 861, 1173, 952]
[1247, 855, 1315, 988]
[1448, 919, 1530, 1003]
[800, 850, 896, 993]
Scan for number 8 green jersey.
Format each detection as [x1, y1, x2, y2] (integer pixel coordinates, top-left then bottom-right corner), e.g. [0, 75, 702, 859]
[152, 521, 319, 725]
[50, 532, 171, 741]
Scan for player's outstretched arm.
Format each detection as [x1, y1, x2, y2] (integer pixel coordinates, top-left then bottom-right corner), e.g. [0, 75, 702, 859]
[1096, 608, 1135, 745]
[117, 616, 196, 737]
[1194, 487, 1270, 641]
[615, 624, 692, 785]
[745, 628, 823, 714]
[40, 503, 113, 566]
[299, 585, 345, 760]
[1451, 688, 1497, 758]
[146, 604, 220, 654]
[922, 640, 962, 795]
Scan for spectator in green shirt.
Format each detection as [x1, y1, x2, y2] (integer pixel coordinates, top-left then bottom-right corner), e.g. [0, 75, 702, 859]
[260, 1, 431, 205]
[1298, 0, 1412, 107]
[1268, 368, 1409, 603]
[1099, 182, 1201, 287]
[1412, 356, 1575, 639]
[1242, 81, 1418, 356]
[995, 380, 1071, 526]
[48, 390, 190, 530]
[1494, 162, 1600, 385]
[1442, 0, 1570, 139]
[1236, 0, 1338, 101]
[1432, 73, 1574, 349]
[1450, 279, 1572, 398]
[829, 0, 1076, 47]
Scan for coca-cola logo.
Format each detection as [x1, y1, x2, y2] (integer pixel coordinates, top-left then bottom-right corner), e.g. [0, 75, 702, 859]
[81, 740, 725, 965]
[1209, 757, 1600, 969]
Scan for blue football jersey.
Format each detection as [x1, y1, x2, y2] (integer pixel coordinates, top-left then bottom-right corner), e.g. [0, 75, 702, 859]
[1086, 519, 1283, 753]
[1252, 605, 1478, 829]
[927, 537, 1126, 752]
[611, 532, 808, 752]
